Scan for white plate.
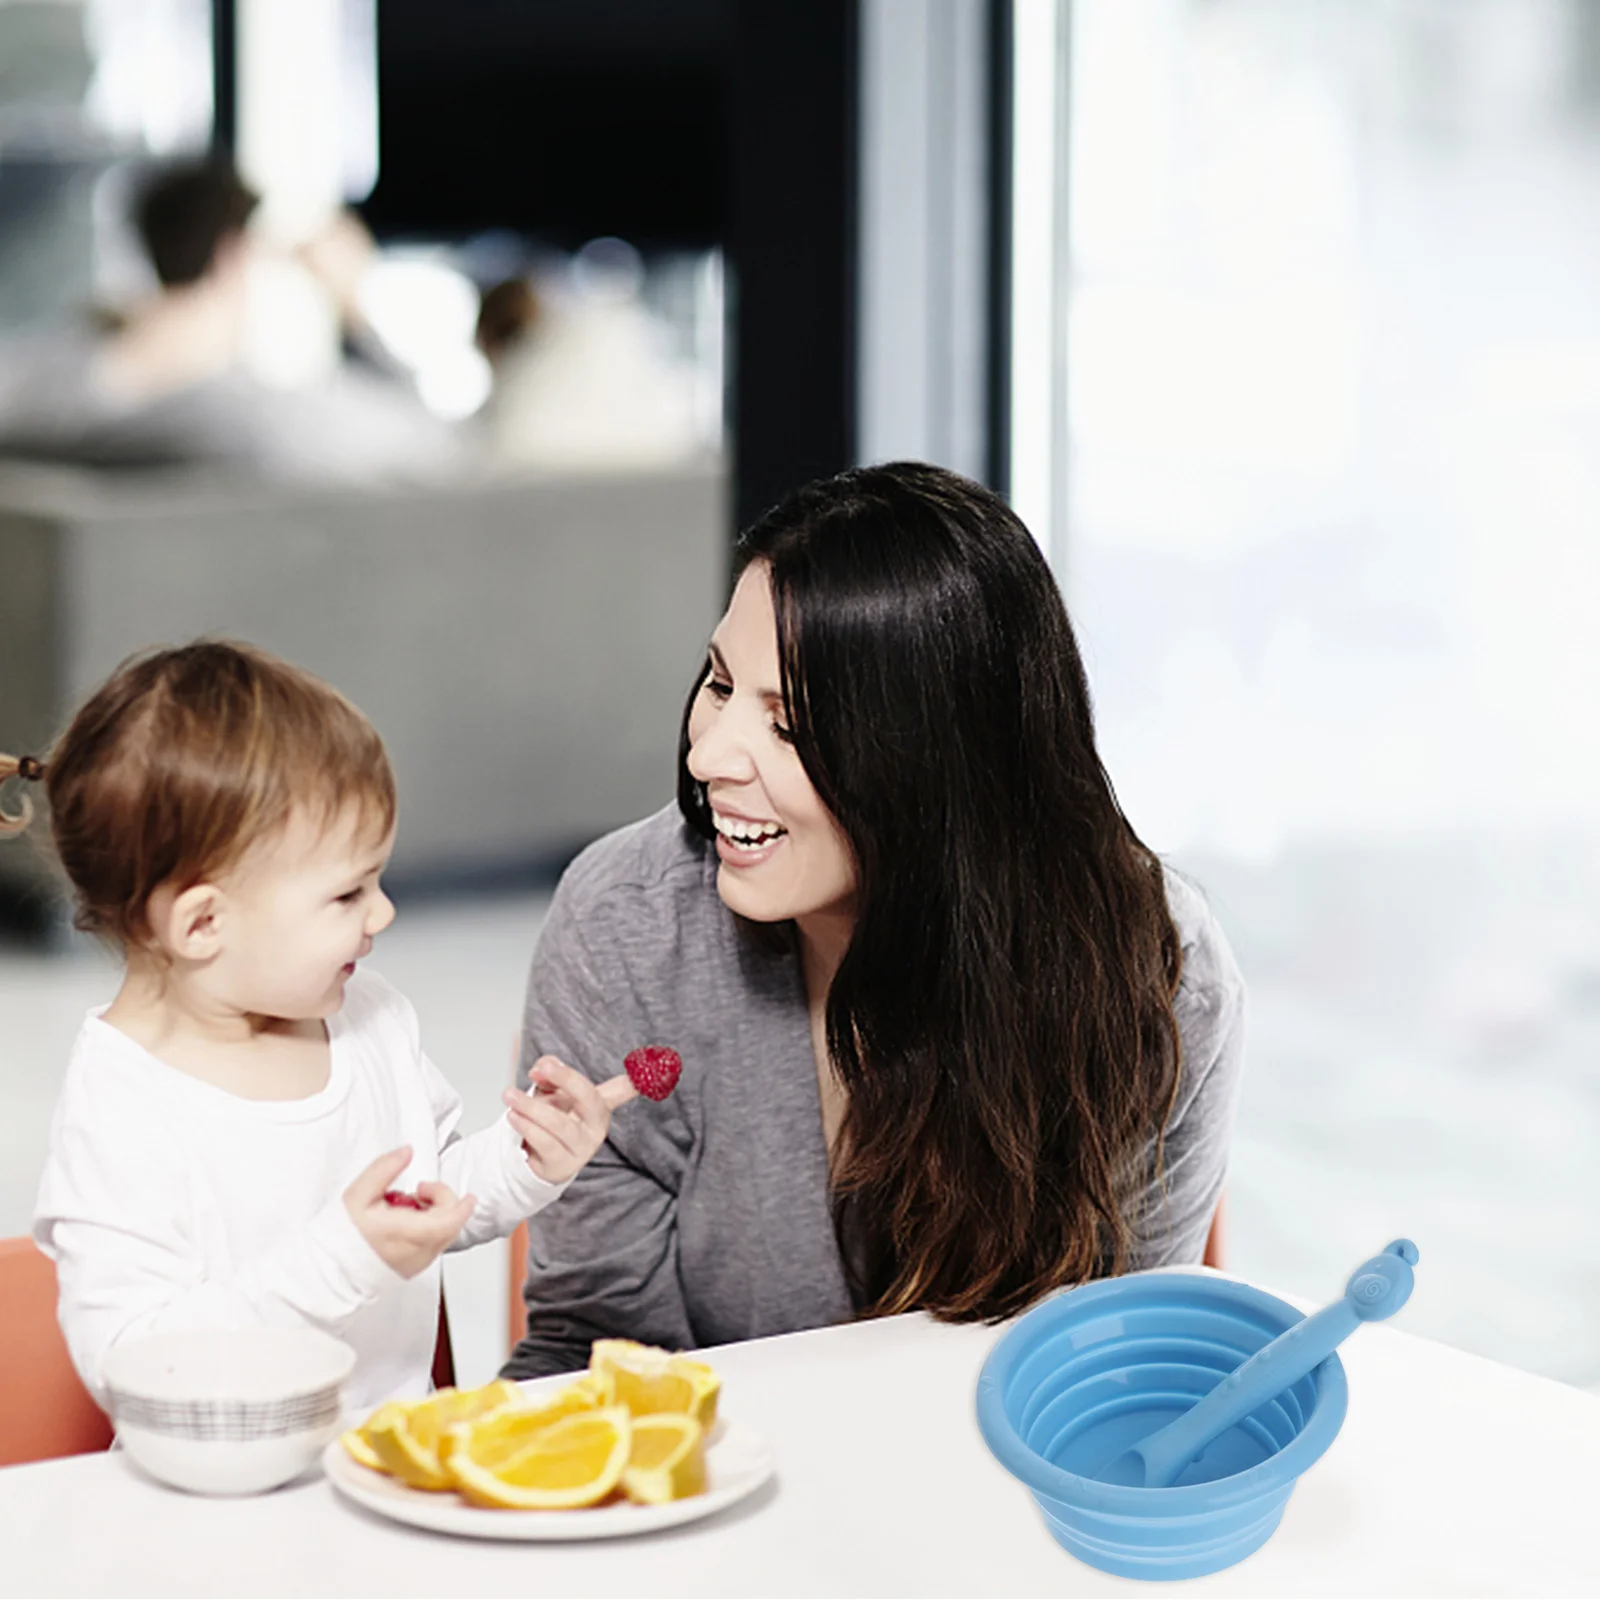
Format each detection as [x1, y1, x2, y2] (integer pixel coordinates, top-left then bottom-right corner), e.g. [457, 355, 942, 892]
[323, 1417, 775, 1541]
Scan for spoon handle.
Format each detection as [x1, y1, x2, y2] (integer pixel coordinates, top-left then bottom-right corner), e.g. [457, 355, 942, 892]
[1134, 1300, 1359, 1487]
[1135, 1239, 1418, 1488]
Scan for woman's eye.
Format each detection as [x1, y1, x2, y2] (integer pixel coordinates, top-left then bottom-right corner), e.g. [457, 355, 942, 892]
[772, 723, 795, 745]
[703, 677, 732, 701]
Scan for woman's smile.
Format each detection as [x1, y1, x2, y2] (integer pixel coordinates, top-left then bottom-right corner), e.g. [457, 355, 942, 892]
[711, 806, 788, 866]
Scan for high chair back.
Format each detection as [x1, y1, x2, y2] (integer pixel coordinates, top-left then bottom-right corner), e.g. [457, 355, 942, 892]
[1203, 1192, 1227, 1271]
[506, 1032, 531, 1359]
[432, 1298, 456, 1390]
[0, 1237, 114, 1465]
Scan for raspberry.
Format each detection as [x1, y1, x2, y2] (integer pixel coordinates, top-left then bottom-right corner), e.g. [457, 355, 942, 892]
[383, 1189, 430, 1210]
[624, 1045, 682, 1102]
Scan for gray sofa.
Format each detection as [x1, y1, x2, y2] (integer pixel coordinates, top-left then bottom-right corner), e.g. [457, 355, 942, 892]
[0, 460, 729, 929]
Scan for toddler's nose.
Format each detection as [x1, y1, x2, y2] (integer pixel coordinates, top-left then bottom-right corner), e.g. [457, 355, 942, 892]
[368, 889, 396, 935]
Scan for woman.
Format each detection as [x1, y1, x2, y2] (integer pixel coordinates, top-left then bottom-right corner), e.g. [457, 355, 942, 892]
[502, 462, 1243, 1378]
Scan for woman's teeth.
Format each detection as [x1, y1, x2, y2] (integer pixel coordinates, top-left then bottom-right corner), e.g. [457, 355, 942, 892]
[714, 814, 786, 850]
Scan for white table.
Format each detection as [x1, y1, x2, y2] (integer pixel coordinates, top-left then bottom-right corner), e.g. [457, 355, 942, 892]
[4, 1292, 1599, 1597]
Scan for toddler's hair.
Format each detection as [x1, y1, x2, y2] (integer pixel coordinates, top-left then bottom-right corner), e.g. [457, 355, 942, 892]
[0, 641, 395, 947]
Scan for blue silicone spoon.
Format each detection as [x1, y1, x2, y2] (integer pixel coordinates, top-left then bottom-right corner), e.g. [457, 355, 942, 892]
[1095, 1239, 1419, 1489]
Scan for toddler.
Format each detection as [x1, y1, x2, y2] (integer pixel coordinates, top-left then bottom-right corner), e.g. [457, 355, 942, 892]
[5, 641, 634, 1412]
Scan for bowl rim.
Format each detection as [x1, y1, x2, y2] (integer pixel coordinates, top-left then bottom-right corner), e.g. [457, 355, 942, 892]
[974, 1270, 1349, 1514]
[101, 1325, 357, 1410]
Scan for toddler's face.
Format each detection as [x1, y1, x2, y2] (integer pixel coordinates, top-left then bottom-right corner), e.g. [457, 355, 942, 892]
[207, 804, 396, 1021]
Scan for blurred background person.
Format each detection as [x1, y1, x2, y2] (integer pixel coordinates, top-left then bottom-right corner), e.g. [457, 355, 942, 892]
[472, 239, 706, 474]
[473, 275, 542, 374]
[0, 157, 458, 482]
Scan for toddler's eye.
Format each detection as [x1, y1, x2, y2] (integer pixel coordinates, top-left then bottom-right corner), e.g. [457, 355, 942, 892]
[336, 888, 363, 905]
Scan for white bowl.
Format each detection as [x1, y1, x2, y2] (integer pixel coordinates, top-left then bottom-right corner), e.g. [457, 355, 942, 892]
[103, 1327, 356, 1496]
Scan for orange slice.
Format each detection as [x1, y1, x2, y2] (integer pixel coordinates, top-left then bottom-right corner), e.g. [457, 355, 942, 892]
[344, 1399, 410, 1474]
[442, 1382, 603, 1476]
[340, 1423, 387, 1471]
[362, 1380, 521, 1490]
[590, 1339, 721, 1427]
[620, 1412, 706, 1504]
[566, 1371, 612, 1406]
[449, 1406, 632, 1510]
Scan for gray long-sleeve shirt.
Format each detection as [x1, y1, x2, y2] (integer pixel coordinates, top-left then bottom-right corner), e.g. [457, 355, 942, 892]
[502, 804, 1245, 1380]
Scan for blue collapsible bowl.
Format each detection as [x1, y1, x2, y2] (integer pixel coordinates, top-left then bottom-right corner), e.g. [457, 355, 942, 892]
[976, 1272, 1348, 1581]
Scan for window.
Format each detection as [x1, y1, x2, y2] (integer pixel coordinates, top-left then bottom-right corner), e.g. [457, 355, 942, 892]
[1043, 0, 1600, 1386]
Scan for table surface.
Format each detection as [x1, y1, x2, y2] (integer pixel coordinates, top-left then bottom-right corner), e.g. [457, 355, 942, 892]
[5, 1280, 1600, 1599]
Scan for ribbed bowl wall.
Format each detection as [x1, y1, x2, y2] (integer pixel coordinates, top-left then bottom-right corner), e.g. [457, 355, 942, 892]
[976, 1273, 1348, 1581]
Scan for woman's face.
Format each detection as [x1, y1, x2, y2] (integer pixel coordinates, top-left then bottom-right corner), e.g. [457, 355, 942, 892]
[686, 562, 857, 926]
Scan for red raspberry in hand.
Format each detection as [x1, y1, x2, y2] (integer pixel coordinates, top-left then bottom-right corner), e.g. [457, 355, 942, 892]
[624, 1045, 682, 1102]
[382, 1189, 430, 1210]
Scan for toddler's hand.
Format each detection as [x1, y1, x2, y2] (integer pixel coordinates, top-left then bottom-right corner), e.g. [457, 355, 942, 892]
[344, 1146, 477, 1279]
[503, 1057, 637, 1186]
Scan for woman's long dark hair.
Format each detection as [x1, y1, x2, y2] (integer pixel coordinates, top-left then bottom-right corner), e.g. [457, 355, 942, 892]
[678, 462, 1183, 1322]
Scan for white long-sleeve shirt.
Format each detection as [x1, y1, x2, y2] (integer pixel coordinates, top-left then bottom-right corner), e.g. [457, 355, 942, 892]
[33, 969, 563, 1413]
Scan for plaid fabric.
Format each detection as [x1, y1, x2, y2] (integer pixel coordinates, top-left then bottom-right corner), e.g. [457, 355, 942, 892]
[109, 1388, 340, 1440]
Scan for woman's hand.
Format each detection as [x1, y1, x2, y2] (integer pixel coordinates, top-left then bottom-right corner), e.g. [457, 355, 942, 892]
[503, 1057, 638, 1186]
[344, 1146, 477, 1279]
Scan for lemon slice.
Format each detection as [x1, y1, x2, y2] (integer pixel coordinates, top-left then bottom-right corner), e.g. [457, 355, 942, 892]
[363, 1381, 521, 1490]
[450, 1406, 632, 1510]
[590, 1339, 721, 1427]
[620, 1412, 706, 1504]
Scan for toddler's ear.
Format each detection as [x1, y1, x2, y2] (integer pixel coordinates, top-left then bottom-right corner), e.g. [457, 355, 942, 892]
[157, 881, 226, 961]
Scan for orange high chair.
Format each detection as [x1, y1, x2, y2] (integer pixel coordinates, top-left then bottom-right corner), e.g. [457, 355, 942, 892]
[1203, 1192, 1227, 1270]
[0, 1237, 115, 1465]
